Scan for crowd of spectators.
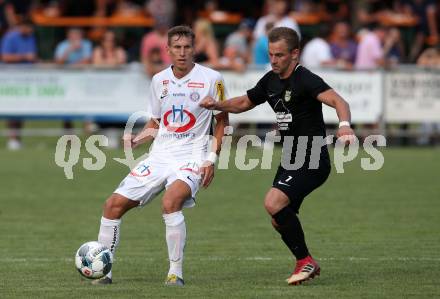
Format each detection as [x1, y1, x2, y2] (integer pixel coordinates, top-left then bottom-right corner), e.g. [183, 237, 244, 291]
[1, 0, 439, 71]
[1, 0, 440, 149]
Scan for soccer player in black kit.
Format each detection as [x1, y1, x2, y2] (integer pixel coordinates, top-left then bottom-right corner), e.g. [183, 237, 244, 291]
[200, 27, 356, 285]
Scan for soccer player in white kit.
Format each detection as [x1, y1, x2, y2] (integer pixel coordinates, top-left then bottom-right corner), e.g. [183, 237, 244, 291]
[93, 26, 229, 286]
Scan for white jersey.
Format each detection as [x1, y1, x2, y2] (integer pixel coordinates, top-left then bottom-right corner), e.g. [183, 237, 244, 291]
[147, 63, 227, 162]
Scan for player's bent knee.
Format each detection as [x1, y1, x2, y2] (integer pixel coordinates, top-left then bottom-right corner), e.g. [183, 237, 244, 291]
[161, 182, 190, 214]
[264, 190, 289, 215]
[264, 196, 279, 215]
[162, 199, 181, 214]
[103, 194, 137, 219]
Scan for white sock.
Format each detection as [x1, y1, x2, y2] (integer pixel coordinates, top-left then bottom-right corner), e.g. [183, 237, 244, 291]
[163, 211, 186, 279]
[98, 216, 121, 279]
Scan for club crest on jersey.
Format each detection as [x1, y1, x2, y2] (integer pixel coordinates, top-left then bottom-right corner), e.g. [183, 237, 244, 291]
[284, 90, 292, 102]
[160, 80, 169, 99]
[215, 80, 225, 101]
[190, 91, 200, 102]
[163, 104, 196, 133]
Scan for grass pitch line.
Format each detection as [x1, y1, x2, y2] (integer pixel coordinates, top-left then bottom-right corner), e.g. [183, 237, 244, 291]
[1, 256, 440, 263]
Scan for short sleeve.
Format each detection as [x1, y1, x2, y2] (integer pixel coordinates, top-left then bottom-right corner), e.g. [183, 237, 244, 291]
[213, 73, 228, 102]
[301, 69, 331, 99]
[212, 73, 228, 115]
[246, 74, 269, 106]
[147, 78, 161, 119]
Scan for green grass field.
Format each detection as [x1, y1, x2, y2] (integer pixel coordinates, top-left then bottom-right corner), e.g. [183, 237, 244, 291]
[1, 140, 439, 298]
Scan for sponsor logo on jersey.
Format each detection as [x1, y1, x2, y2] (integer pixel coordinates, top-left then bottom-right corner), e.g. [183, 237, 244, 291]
[276, 112, 292, 122]
[188, 82, 204, 88]
[163, 104, 196, 133]
[161, 80, 169, 99]
[130, 164, 151, 177]
[173, 93, 186, 97]
[190, 91, 200, 102]
[215, 80, 225, 101]
[161, 89, 168, 99]
[276, 112, 292, 131]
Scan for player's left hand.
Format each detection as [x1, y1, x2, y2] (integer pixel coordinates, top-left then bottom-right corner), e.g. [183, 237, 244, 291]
[200, 162, 215, 188]
[336, 126, 356, 144]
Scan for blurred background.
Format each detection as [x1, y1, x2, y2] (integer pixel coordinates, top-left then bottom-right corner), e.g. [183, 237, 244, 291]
[1, 3, 439, 297]
[0, 0, 439, 149]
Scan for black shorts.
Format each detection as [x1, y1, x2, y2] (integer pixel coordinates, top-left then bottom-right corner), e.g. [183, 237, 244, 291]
[272, 164, 331, 213]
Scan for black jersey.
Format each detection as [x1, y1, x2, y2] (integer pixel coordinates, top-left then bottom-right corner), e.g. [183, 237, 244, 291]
[247, 64, 331, 169]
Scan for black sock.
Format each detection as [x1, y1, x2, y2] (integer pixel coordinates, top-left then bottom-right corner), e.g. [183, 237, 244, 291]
[272, 206, 310, 260]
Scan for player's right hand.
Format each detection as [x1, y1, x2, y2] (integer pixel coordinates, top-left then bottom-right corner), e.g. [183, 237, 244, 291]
[122, 134, 139, 149]
[199, 96, 217, 110]
[336, 126, 356, 145]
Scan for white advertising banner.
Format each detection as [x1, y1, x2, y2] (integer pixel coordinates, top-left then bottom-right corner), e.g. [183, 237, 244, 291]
[0, 68, 150, 117]
[5, 67, 435, 124]
[222, 70, 275, 123]
[314, 70, 383, 124]
[385, 72, 440, 122]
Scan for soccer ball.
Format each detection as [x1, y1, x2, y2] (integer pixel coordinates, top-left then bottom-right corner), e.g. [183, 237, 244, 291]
[75, 241, 113, 279]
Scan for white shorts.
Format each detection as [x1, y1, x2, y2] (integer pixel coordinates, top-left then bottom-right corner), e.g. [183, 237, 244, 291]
[114, 156, 202, 208]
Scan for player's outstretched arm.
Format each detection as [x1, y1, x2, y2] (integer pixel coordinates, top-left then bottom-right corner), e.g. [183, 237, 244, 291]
[199, 95, 255, 113]
[123, 118, 160, 149]
[317, 89, 356, 143]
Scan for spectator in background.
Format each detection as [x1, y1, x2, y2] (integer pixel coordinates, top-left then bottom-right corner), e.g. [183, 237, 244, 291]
[140, 20, 171, 77]
[55, 28, 92, 136]
[55, 28, 92, 65]
[253, 0, 300, 40]
[0, 0, 17, 34]
[217, 44, 246, 72]
[253, 21, 274, 66]
[329, 21, 357, 69]
[1, 18, 36, 150]
[402, 0, 439, 62]
[1, 18, 36, 63]
[416, 45, 440, 145]
[382, 27, 405, 67]
[92, 30, 127, 66]
[193, 18, 220, 67]
[91, 29, 127, 148]
[224, 18, 254, 64]
[354, 25, 387, 70]
[301, 24, 334, 68]
[145, 0, 176, 26]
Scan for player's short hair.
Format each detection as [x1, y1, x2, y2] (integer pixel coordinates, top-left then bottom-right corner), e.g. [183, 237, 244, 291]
[268, 27, 300, 52]
[167, 25, 195, 46]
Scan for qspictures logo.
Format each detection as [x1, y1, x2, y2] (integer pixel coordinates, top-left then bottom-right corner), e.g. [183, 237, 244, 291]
[53, 111, 386, 179]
